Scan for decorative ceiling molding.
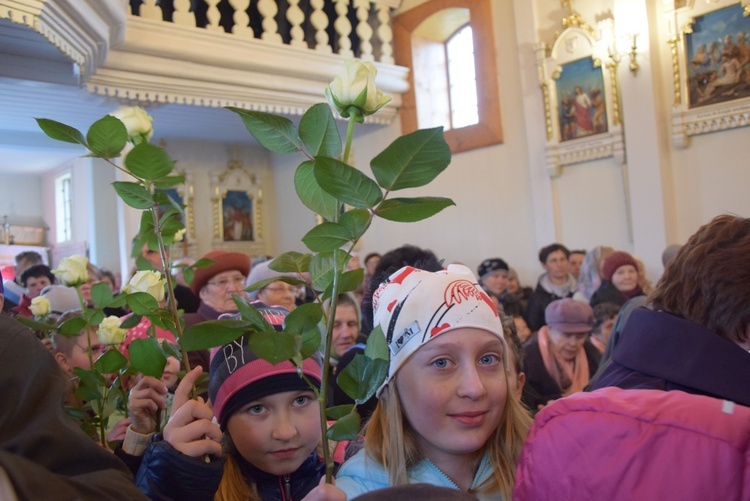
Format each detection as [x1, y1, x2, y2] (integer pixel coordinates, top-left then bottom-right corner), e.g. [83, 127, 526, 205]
[84, 17, 408, 124]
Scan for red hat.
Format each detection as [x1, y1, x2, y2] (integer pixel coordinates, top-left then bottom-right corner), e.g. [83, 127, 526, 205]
[601, 251, 638, 282]
[191, 250, 251, 294]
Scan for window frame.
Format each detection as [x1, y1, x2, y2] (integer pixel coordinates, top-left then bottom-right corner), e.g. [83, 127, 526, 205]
[393, 0, 503, 154]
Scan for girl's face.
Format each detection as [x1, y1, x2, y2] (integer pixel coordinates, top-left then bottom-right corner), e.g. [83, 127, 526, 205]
[160, 356, 180, 389]
[611, 264, 638, 292]
[395, 328, 507, 468]
[227, 390, 320, 476]
[332, 304, 359, 358]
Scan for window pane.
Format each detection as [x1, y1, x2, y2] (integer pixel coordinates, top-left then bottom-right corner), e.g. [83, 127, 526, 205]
[447, 26, 478, 129]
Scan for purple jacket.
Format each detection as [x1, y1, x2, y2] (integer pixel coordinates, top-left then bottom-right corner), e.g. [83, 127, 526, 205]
[514, 387, 750, 500]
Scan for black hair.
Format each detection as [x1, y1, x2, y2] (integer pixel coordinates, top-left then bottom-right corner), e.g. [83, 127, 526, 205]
[538, 243, 570, 264]
[20, 264, 55, 287]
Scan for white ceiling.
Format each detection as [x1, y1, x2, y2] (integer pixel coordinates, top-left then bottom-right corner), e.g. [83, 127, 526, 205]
[0, 18, 262, 176]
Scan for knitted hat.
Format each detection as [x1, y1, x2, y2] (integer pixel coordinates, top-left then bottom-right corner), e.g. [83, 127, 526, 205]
[40, 285, 80, 315]
[477, 258, 509, 281]
[601, 251, 638, 282]
[191, 250, 251, 294]
[372, 264, 505, 397]
[208, 303, 322, 429]
[245, 260, 300, 300]
[545, 298, 594, 333]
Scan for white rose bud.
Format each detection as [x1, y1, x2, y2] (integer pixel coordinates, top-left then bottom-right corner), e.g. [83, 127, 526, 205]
[29, 296, 51, 317]
[98, 316, 127, 345]
[110, 106, 154, 144]
[174, 228, 186, 243]
[52, 255, 89, 287]
[325, 59, 391, 122]
[123, 270, 166, 303]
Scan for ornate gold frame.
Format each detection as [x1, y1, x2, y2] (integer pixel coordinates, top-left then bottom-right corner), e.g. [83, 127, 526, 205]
[667, 0, 750, 148]
[536, 4, 625, 177]
[210, 158, 265, 256]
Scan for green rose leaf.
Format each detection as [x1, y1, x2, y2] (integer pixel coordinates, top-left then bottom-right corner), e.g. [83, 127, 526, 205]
[323, 268, 364, 300]
[302, 222, 354, 253]
[309, 249, 349, 292]
[94, 348, 128, 374]
[247, 331, 301, 365]
[91, 282, 114, 309]
[135, 256, 156, 272]
[326, 410, 361, 441]
[75, 384, 103, 403]
[299, 103, 342, 158]
[339, 209, 371, 240]
[86, 115, 127, 158]
[153, 175, 186, 189]
[75, 367, 107, 388]
[233, 294, 274, 332]
[16, 317, 56, 333]
[326, 404, 355, 420]
[58, 317, 88, 336]
[36, 118, 87, 146]
[125, 143, 174, 180]
[129, 337, 167, 378]
[365, 325, 389, 361]
[295, 161, 338, 222]
[125, 292, 159, 316]
[112, 182, 155, 210]
[300, 326, 322, 359]
[375, 197, 455, 222]
[314, 157, 383, 209]
[84, 309, 105, 327]
[337, 355, 388, 404]
[181, 319, 250, 351]
[268, 251, 312, 274]
[102, 387, 121, 420]
[370, 126, 451, 191]
[226, 107, 303, 153]
[285, 303, 323, 336]
[119, 314, 142, 329]
[162, 340, 182, 361]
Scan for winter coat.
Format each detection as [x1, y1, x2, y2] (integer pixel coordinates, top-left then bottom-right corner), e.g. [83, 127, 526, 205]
[514, 386, 750, 500]
[524, 278, 575, 332]
[591, 308, 750, 406]
[336, 450, 500, 500]
[135, 436, 326, 501]
[588, 280, 644, 309]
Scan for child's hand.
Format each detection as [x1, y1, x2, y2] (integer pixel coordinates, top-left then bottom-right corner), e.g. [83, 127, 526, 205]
[163, 367, 222, 458]
[108, 417, 132, 442]
[301, 476, 347, 501]
[128, 375, 168, 434]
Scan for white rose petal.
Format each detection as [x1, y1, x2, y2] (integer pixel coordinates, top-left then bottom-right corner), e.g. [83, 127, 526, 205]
[52, 255, 89, 287]
[110, 106, 154, 144]
[174, 228, 186, 243]
[98, 316, 127, 345]
[123, 270, 166, 303]
[29, 296, 51, 317]
[325, 60, 391, 120]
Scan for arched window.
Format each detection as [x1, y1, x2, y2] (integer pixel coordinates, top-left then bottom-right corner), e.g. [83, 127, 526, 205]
[394, 0, 502, 154]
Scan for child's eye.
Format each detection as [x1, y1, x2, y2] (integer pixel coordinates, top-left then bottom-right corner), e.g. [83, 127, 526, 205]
[293, 395, 311, 406]
[247, 404, 265, 415]
[479, 354, 500, 365]
[432, 358, 450, 369]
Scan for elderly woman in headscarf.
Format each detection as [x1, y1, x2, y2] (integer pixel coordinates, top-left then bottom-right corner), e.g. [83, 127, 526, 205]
[573, 245, 613, 303]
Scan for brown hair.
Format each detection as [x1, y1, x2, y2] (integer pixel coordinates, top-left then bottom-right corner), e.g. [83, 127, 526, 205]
[364, 369, 531, 499]
[215, 437, 260, 501]
[650, 214, 750, 344]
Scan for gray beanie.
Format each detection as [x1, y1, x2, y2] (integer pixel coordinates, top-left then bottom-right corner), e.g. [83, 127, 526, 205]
[245, 261, 299, 300]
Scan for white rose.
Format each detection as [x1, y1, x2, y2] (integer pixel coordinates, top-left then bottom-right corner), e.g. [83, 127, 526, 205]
[110, 106, 154, 144]
[123, 270, 166, 303]
[29, 296, 51, 317]
[98, 316, 127, 345]
[52, 255, 89, 287]
[325, 60, 392, 121]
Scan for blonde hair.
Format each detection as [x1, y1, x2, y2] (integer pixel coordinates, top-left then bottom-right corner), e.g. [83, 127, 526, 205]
[364, 369, 531, 499]
[215, 437, 260, 501]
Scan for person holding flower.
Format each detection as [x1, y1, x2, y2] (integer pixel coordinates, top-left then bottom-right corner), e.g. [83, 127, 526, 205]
[336, 265, 531, 500]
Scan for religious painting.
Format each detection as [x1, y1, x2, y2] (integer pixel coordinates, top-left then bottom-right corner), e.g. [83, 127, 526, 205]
[685, 2, 750, 108]
[556, 57, 608, 142]
[222, 190, 254, 242]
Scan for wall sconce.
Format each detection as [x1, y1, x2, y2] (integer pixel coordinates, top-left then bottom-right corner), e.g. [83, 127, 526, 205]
[607, 32, 640, 75]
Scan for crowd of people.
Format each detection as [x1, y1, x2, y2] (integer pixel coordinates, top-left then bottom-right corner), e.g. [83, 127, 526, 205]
[1, 213, 749, 499]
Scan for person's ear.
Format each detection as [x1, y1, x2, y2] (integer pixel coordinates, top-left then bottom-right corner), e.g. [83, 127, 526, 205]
[516, 372, 526, 399]
[54, 352, 71, 374]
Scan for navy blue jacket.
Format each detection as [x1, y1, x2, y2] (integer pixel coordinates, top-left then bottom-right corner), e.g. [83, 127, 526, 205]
[592, 308, 750, 407]
[135, 436, 326, 500]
